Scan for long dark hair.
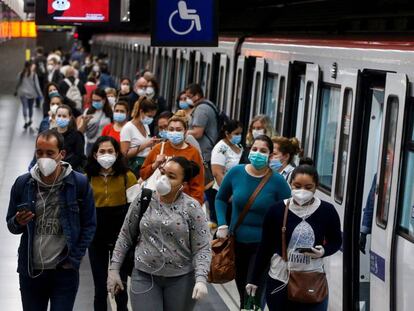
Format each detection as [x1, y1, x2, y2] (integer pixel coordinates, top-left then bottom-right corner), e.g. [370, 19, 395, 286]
[20, 61, 32, 79]
[85, 136, 129, 177]
[218, 119, 242, 141]
[290, 164, 319, 186]
[168, 156, 200, 182]
[87, 88, 113, 120]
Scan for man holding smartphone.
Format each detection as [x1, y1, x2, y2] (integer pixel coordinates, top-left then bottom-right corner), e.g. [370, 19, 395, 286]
[6, 129, 96, 311]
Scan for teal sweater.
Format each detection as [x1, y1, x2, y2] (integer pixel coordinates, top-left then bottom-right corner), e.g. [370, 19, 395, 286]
[215, 165, 291, 243]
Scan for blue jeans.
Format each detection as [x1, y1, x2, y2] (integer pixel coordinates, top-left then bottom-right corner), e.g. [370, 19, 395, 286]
[20, 96, 35, 120]
[266, 276, 328, 311]
[19, 268, 79, 311]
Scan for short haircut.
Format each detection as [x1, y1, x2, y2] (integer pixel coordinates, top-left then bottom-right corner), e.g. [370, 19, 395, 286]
[36, 129, 64, 151]
[290, 164, 319, 186]
[252, 135, 274, 154]
[185, 83, 204, 98]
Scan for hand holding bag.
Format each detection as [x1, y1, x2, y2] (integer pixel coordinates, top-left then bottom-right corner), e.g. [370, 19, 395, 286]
[281, 200, 329, 303]
[208, 169, 272, 284]
[142, 142, 165, 191]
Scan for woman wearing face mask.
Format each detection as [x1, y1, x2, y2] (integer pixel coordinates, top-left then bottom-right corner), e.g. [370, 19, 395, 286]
[120, 96, 159, 177]
[246, 115, 275, 147]
[118, 77, 138, 112]
[16, 61, 42, 129]
[140, 111, 205, 205]
[146, 77, 167, 135]
[209, 120, 243, 226]
[38, 93, 63, 133]
[86, 136, 138, 311]
[101, 101, 129, 143]
[107, 157, 211, 311]
[215, 135, 291, 308]
[78, 88, 113, 156]
[54, 105, 86, 172]
[176, 91, 195, 124]
[105, 87, 117, 109]
[246, 165, 342, 311]
[42, 82, 60, 117]
[83, 75, 98, 110]
[270, 136, 301, 181]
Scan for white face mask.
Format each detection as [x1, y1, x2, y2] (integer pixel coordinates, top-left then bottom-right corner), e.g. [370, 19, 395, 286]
[291, 189, 314, 206]
[121, 84, 130, 93]
[50, 104, 59, 115]
[97, 154, 117, 169]
[145, 87, 155, 98]
[155, 175, 171, 196]
[47, 64, 54, 72]
[93, 65, 100, 72]
[136, 88, 146, 97]
[252, 129, 265, 139]
[37, 157, 58, 177]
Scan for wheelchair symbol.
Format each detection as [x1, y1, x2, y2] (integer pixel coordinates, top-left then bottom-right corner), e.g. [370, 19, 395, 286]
[169, 1, 202, 36]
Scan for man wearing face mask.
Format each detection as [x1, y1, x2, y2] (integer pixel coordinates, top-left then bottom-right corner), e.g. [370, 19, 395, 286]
[46, 58, 64, 85]
[6, 130, 96, 311]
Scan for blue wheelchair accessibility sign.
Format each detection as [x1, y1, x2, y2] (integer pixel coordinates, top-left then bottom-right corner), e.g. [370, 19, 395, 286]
[151, 0, 218, 46]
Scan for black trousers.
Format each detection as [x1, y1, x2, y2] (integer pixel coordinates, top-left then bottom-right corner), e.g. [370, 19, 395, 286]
[234, 241, 267, 309]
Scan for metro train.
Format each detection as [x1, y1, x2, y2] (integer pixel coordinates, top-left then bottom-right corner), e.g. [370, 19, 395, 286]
[91, 34, 414, 311]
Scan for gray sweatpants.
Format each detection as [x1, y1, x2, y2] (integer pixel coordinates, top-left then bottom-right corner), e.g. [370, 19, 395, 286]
[130, 269, 196, 311]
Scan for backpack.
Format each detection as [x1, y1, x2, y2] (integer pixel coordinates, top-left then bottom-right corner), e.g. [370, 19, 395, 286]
[64, 78, 83, 110]
[121, 188, 152, 276]
[200, 100, 230, 144]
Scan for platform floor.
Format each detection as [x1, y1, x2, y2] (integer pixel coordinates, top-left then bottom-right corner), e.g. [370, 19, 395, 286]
[0, 39, 237, 311]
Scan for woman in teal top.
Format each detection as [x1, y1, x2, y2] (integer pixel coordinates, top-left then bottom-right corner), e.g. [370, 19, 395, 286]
[215, 135, 291, 308]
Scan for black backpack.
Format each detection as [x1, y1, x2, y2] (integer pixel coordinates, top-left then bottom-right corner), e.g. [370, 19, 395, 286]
[121, 188, 152, 276]
[200, 100, 230, 144]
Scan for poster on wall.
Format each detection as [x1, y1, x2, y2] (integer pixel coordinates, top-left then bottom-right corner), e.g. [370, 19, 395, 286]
[36, 0, 120, 25]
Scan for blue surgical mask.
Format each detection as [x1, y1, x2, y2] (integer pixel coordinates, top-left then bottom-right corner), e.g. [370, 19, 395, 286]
[248, 151, 269, 170]
[141, 115, 154, 125]
[92, 101, 103, 110]
[56, 117, 70, 128]
[113, 112, 127, 123]
[179, 101, 190, 110]
[269, 159, 283, 172]
[230, 134, 242, 145]
[159, 130, 168, 139]
[167, 131, 185, 145]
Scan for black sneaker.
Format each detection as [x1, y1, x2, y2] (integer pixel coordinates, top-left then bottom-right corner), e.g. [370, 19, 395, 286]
[28, 121, 32, 126]
[23, 122, 29, 129]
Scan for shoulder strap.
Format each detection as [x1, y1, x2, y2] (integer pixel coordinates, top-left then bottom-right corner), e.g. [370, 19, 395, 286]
[282, 199, 290, 261]
[138, 188, 152, 220]
[73, 172, 87, 205]
[233, 169, 272, 233]
[160, 142, 165, 155]
[64, 78, 72, 86]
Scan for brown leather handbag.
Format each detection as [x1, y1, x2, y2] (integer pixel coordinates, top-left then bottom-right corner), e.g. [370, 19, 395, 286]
[281, 200, 329, 303]
[208, 169, 272, 284]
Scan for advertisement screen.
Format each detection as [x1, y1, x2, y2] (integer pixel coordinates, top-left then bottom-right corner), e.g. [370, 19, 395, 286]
[36, 0, 119, 25]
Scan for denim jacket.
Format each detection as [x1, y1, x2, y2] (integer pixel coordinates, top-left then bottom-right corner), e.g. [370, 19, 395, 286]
[6, 171, 96, 276]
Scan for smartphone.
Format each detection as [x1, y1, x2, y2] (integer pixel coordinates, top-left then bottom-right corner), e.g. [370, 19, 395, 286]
[17, 208, 30, 214]
[296, 247, 313, 253]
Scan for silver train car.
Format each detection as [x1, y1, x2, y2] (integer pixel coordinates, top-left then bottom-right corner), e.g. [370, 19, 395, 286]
[92, 34, 414, 311]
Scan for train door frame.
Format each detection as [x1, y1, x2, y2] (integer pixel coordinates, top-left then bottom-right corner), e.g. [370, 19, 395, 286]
[217, 54, 230, 112]
[194, 51, 202, 84]
[283, 61, 307, 138]
[369, 73, 408, 311]
[209, 53, 221, 105]
[391, 97, 414, 311]
[199, 51, 213, 99]
[248, 57, 266, 121]
[261, 59, 289, 135]
[343, 69, 387, 311]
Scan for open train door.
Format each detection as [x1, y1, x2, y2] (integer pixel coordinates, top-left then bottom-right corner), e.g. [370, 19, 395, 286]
[300, 63, 321, 156]
[368, 73, 407, 311]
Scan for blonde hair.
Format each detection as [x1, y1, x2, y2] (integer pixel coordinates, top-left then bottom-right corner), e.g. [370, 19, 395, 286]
[271, 136, 301, 164]
[131, 96, 158, 119]
[105, 87, 117, 97]
[168, 110, 189, 130]
[246, 115, 276, 146]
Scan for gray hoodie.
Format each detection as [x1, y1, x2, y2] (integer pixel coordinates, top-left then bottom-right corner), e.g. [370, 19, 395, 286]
[30, 162, 73, 270]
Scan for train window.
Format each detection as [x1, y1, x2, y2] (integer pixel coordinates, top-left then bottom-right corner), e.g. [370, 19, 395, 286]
[335, 88, 353, 203]
[276, 77, 286, 134]
[314, 85, 341, 191]
[397, 106, 414, 239]
[377, 96, 399, 228]
[252, 72, 262, 116]
[263, 74, 278, 128]
[301, 81, 314, 154]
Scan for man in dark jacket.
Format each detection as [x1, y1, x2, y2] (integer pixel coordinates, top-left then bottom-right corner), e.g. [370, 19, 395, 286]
[6, 129, 96, 311]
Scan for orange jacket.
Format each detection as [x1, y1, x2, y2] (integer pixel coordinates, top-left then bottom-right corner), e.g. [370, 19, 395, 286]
[140, 141, 205, 204]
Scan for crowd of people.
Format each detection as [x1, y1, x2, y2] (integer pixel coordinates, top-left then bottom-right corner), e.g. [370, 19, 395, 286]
[7, 43, 342, 311]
